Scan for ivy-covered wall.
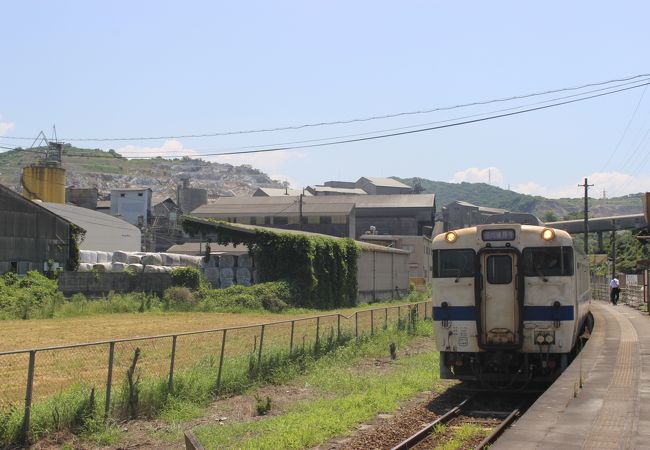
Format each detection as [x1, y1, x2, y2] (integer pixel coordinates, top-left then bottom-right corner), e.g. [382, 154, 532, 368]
[182, 218, 360, 308]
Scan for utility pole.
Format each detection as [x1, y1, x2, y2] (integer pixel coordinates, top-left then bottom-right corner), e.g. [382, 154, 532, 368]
[578, 178, 594, 254]
[612, 220, 617, 279]
[298, 193, 303, 231]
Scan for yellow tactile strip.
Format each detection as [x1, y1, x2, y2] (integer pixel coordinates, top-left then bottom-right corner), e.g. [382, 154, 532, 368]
[583, 305, 639, 449]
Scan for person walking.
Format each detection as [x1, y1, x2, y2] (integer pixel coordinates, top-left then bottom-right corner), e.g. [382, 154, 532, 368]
[610, 276, 621, 305]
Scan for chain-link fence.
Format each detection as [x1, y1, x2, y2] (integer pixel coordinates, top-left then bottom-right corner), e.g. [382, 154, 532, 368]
[592, 276, 647, 310]
[0, 299, 432, 445]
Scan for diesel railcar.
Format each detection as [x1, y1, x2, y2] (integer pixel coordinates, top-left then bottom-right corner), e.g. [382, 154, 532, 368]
[432, 224, 590, 386]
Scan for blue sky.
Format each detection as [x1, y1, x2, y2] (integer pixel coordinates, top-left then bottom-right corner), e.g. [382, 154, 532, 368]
[1, 1, 650, 198]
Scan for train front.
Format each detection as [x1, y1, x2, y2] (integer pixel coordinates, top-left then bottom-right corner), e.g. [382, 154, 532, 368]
[431, 224, 589, 386]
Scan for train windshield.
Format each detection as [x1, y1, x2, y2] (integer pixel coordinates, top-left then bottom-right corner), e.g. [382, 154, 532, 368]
[433, 249, 475, 278]
[521, 246, 574, 277]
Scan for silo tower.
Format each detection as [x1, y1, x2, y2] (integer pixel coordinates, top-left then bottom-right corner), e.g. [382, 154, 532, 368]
[22, 140, 66, 203]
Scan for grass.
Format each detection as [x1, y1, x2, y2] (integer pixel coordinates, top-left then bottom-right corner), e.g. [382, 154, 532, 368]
[1, 303, 431, 447]
[191, 320, 438, 449]
[431, 423, 488, 450]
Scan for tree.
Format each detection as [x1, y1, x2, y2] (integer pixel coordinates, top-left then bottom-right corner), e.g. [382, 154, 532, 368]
[541, 210, 558, 222]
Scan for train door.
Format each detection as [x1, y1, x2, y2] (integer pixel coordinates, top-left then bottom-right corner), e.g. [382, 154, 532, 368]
[480, 252, 520, 347]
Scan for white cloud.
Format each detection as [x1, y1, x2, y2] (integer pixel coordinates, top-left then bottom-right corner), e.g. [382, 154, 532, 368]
[452, 166, 504, 185]
[117, 139, 200, 158]
[512, 171, 650, 198]
[0, 116, 15, 136]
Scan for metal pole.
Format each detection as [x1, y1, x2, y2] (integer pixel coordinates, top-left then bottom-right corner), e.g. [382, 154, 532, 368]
[337, 315, 341, 341]
[258, 325, 265, 367]
[355, 312, 359, 338]
[612, 226, 617, 279]
[578, 177, 593, 255]
[168, 336, 177, 392]
[104, 342, 115, 420]
[289, 320, 295, 353]
[371, 309, 374, 335]
[216, 329, 227, 391]
[384, 307, 388, 329]
[316, 317, 320, 348]
[21, 350, 36, 444]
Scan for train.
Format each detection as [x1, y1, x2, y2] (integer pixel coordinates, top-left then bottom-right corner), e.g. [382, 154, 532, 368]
[431, 223, 591, 387]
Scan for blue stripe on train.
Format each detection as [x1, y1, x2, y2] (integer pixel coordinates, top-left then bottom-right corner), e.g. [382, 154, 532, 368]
[432, 305, 574, 321]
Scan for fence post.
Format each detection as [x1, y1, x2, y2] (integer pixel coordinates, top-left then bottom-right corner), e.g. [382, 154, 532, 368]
[355, 312, 359, 339]
[316, 317, 320, 348]
[258, 325, 265, 367]
[337, 315, 341, 341]
[168, 335, 177, 392]
[289, 320, 295, 353]
[398, 305, 401, 321]
[104, 342, 115, 420]
[384, 307, 388, 329]
[20, 350, 36, 444]
[416, 303, 420, 320]
[424, 302, 427, 319]
[216, 329, 227, 391]
[370, 309, 374, 335]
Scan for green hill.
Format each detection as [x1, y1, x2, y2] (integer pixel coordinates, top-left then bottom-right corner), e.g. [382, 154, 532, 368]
[397, 177, 644, 219]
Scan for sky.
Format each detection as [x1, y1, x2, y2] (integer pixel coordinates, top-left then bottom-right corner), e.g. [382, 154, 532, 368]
[1, 1, 650, 199]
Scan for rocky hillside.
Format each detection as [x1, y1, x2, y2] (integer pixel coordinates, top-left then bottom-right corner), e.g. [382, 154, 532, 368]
[0, 146, 283, 198]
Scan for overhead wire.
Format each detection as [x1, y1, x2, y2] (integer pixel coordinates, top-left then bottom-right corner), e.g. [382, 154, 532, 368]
[2, 73, 650, 142]
[39, 79, 650, 161]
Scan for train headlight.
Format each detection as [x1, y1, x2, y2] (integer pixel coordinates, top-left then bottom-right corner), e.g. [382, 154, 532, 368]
[544, 333, 554, 344]
[541, 228, 555, 241]
[536, 334, 546, 344]
[445, 231, 458, 244]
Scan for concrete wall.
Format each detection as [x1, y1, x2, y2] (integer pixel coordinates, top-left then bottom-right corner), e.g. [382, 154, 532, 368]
[59, 272, 172, 297]
[357, 250, 409, 302]
[111, 189, 152, 226]
[178, 187, 208, 213]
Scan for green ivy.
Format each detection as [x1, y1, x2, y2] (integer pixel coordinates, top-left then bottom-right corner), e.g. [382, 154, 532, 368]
[181, 218, 360, 308]
[67, 224, 86, 271]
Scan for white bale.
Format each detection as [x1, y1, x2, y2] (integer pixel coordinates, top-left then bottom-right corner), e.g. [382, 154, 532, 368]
[142, 253, 163, 266]
[219, 254, 235, 268]
[236, 267, 251, 281]
[78, 263, 92, 272]
[179, 255, 202, 268]
[144, 265, 163, 273]
[200, 255, 217, 268]
[238, 278, 252, 287]
[237, 254, 253, 268]
[112, 251, 129, 263]
[203, 267, 220, 287]
[96, 251, 108, 263]
[252, 269, 259, 284]
[220, 267, 234, 280]
[127, 263, 143, 273]
[81, 251, 98, 264]
[112, 262, 126, 272]
[220, 278, 234, 288]
[162, 266, 173, 273]
[161, 253, 181, 266]
[92, 263, 110, 272]
[127, 254, 142, 264]
[79, 251, 93, 264]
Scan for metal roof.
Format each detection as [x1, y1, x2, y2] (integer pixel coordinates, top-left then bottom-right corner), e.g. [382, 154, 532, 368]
[308, 186, 368, 195]
[359, 177, 413, 189]
[166, 242, 248, 255]
[254, 187, 312, 196]
[40, 202, 141, 251]
[191, 194, 434, 215]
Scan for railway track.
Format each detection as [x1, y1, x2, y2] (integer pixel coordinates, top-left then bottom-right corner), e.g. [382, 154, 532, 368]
[390, 394, 527, 450]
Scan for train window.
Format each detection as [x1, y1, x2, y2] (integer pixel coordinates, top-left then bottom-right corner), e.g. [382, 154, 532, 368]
[432, 249, 475, 278]
[487, 255, 512, 284]
[521, 246, 574, 277]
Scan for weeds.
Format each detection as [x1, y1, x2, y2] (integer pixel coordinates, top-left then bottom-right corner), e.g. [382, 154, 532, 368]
[254, 395, 272, 416]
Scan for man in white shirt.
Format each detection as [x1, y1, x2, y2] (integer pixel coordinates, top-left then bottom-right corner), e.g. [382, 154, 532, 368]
[609, 277, 620, 305]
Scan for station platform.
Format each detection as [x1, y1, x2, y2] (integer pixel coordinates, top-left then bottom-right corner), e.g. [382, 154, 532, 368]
[494, 301, 650, 449]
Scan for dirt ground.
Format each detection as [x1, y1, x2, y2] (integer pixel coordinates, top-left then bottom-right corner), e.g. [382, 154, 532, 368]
[44, 337, 440, 450]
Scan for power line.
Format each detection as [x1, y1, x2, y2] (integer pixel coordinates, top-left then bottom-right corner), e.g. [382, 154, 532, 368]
[3, 73, 650, 142]
[43, 80, 650, 161]
[600, 84, 648, 172]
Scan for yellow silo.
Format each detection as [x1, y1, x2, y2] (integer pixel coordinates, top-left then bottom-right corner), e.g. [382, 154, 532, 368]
[22, 165, 66, 203]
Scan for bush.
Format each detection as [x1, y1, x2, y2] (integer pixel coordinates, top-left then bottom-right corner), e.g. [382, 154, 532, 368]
[197, 281, 296, 313]
[163, 287, 198, 311]
[0, 271, 64, 320]
[171, 267, 202, 289]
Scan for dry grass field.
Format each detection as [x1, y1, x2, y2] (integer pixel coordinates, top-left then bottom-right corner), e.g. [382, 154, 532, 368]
[0, 300, 429, 406]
